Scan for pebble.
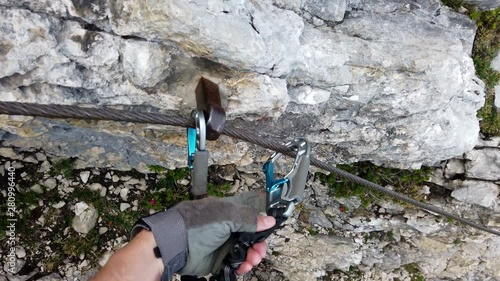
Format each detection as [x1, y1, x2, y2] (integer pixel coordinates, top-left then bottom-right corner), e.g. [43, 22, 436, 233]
[89, 183, 103, 192]
[121, 176, 132, 181]
[120, 188, 129, 201]
[12, 161, 24, 169]
[39, 161, 51, 173]
[74, 202, 90, 216]
[99, 227, 109, 234]
[178, 179, 190, 186]
[35, 152, 47, 161]
[30, 184, 44, 194]
[43, 178, 57, 190]
[126, 178, 140, 185]
[52, 201, 66, 209]
[80, 171, 91, 184]
[112, 175, 120, 182]
[23, 156, 38, 163]
[105, 172, 112, 179]
[16, 246, 26, 258]
[120, 203, 131, 211]
[0, 147, 20, 159]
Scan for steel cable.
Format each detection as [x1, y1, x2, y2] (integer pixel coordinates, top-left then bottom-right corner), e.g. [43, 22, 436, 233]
[0, 101, 499, 236]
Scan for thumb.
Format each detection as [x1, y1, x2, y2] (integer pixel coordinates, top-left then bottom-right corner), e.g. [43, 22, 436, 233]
[256, 216, 276, 232]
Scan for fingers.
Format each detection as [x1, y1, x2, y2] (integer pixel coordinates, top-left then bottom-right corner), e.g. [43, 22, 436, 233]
[236, 241, 268, 275]
[256, 216, 276, 232]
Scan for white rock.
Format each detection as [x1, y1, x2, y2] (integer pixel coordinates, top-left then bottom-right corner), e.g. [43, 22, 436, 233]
[120, 187, 129, 201]
[445, 159, 465, 179]
[99, 227, 109, 234]
[302, 0, 347, 22]
[72, 203, 98, 234]
[52, 201, 66, 209]
[491, 53, 500, 72]
[23, 156, 38, 163]
[89, 182, 103, 192]
[121, 40, 171, 88]
[43, 178, 57, 190]
[120, 203, 131, 211]
[39, 161, 52, 173]
[16, 246, 26, 258]
[451, 181, 500, 208]
[0, 147, 21, 159]
[112, 175, 120, 182]
[74, 202, 90, 216]
[465, 149, 500, 181]
[80, 171, 91, 184]
[35, 152, 47, 161]
[30, 184, 43, 194]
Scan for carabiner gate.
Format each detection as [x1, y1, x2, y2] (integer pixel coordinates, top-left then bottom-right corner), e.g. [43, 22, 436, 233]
[262, 138, 311, 218]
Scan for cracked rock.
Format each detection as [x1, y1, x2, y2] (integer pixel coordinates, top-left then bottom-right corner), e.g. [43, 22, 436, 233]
[451, 180, 500, 208]
[72, 202, 98, 234]
[465, 149, 500, 181]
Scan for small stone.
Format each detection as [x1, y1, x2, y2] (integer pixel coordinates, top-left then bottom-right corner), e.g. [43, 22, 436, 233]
[35, 152, 47, 161]
[80, 171, 91, 184]
[99, 227, 109, 234]
[89, 183, 103, 192]
[39, 161, 52, 173]
[72, 203, 98, 234]
[112, 175, 120, 182]
[451, 181, 499, 208]
[12, 161, 23, 169]
[16, 246, 26, 258]
[23, 156, 38, 163]
[105, 172, 112, 179]
[121, 176, 132, 181]
[120, 203, 131, 211]
[100, 187, 107, 197]
[74, 202, 90, 216]
[178, 179, 190, 186]
[126, 178, 140, 185]
[0, 147, 20, 159]
[120, 187, 129, 201]
[52, 201, 66, 209]
[445, 159, 465, 179]
[43, 178, 57, 190]
[30, 184, 44, 194]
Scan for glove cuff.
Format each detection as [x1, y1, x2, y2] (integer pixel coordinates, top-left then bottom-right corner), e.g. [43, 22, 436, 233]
[131, 209, 188, 281]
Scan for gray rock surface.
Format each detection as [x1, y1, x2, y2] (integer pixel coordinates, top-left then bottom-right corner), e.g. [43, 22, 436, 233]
[465, 148, 500, 181]
[451, 180, 499, 207]
[0, 0, 485, 170]
[492, 53, 500, 72]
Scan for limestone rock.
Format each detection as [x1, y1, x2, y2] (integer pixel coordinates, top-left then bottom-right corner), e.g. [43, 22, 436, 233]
[465, 149, 500, 181]
[80, 171, 90, 184]
[72, 202, 98, 234]
[451, 180, 499, 207]
[0, 0, 486, 170]
[302, 0, 347, 22]
[121, 40, 172, 88]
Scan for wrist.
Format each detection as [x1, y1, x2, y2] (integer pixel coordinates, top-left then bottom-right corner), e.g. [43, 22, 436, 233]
[134, 230, 164, 278]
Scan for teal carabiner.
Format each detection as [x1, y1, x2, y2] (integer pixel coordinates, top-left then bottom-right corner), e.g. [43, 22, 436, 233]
[262, 138, 311, 218]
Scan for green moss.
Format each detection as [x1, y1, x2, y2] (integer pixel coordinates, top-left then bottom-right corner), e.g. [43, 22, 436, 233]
[403, 263, 425, 281]
[307, 227, 319, 236]
[316, 162, 432, 208]
[472, 8, 500, 136]
[147, 164, 168, 173]
[50, 158, 75, 178]
[208, 182, 232, 197]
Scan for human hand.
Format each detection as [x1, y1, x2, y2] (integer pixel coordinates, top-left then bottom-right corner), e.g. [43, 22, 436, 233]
[131, 191, 276, 280]
[175, 191, 275, 276]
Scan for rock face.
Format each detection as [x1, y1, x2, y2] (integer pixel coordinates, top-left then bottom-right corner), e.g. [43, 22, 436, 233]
[0, 0, 485, 170]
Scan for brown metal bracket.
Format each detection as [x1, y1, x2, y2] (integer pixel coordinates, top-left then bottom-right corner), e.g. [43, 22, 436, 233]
[195, 77, 226, 141]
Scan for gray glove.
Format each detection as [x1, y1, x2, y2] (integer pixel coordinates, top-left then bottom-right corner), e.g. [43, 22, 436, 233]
[131, 191, 266, 281]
